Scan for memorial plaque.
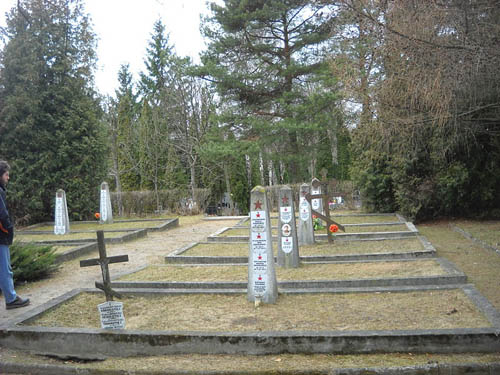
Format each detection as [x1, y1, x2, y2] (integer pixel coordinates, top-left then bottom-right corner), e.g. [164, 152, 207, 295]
[299, 198, 309, 221]
[277, 185, 300, 268]
[281, 237, 293, 253]
[98, 301, 125, 329]
[247, 186, 277, 304]
[54, 189, 70, 235]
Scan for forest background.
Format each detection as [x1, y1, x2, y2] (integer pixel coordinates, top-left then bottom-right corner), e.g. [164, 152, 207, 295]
[0, 0, 498, 224]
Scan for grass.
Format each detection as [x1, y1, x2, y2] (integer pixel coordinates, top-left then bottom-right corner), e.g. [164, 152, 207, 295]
[119, 259, 447, 282]
[183, 238, 424, 257]
[453, 220, 500, 248]
[25, 289, 491, 332]
[219, 224, 409, 237]
[5, 217, 500, 373]
[25, 219, 175, 232]
[418, 221, 500, 311]
[15, 231, 133, 242]
[238, 214, 402, 227]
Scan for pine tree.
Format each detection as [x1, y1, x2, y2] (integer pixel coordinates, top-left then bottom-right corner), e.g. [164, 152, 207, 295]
[199, 0, 345, 183]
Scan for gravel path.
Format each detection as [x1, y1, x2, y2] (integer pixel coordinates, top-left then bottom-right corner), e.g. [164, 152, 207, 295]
[0, 217, 239, 323]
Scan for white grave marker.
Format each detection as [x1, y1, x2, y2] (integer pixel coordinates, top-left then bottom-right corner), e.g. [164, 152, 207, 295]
[298, 183, 315, 245]
[311, 177, 323, 214]
[54, 189, 70, 235]
[247, 186, 277, 304]
[277, 185, 300, 268]
[99, 182, 113, 224]
[98, 301, 125, 329]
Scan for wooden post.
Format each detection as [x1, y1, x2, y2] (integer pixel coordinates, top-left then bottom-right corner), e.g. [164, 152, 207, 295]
[80, 230, 128, 301]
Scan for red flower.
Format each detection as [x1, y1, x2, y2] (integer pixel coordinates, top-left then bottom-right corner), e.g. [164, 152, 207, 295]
[329, 224, 338, 233]
[95, 212, 101, 220]
[312, 214, 317, 219]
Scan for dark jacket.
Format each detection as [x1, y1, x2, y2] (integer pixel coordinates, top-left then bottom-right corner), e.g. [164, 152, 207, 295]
[0, 185, 14, 245]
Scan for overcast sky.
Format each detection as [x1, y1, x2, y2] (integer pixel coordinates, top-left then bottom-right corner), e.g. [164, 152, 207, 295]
[0, 0, 214, 96]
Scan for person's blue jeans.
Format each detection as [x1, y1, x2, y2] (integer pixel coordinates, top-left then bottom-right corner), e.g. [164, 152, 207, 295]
[0, 244, 16, 304]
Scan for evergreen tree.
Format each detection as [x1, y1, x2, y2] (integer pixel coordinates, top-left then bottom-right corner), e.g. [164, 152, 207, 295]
[0, 0, 107, 222]
[199, 0, 345, 183]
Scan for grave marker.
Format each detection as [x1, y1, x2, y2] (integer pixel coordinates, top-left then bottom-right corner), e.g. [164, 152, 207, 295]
[54, 189, 70, 235]
[248, 186, 278, 304]
[305, 180, 345, 243]
[99, 182, 113, 224]
[80, 231, 128, 301]
[277, 185, 300, 268]
[298, 183, 314, 245]
[311, 178, 324, 216]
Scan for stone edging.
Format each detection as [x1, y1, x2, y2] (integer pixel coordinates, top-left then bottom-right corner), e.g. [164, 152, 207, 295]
[1, 361, 499, 375]
[449, 223, 500, 255]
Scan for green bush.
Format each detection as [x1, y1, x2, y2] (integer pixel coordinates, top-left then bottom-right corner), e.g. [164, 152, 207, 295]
[10, 242, 59, 283]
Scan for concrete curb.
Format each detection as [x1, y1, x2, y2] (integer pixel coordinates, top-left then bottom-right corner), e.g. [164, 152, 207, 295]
[449, 223, 500, 255]
[1, 284, 499, 357]
[114, 257, 466, 289]
[207, 224, 418, 242]
[165, 235, 436, 264]
[1, 361, 500, 375]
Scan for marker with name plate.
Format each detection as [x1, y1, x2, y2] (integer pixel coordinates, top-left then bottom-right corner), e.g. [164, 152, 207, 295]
[99, 182, 113, 224]
[247, 186, 277, 304]
[54, 189, 70, 235]
[298, 183, 314, 245]
[277, 185, 299, 268]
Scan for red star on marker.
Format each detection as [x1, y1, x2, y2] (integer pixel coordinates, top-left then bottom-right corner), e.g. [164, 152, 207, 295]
[256, 212, 260, 218]
[258, 276, 262, 281]
[254, 200, 263, 210]
[257, 234, 261, 239]
[258, 255, 262, 260]
[282, 196, 289, 205]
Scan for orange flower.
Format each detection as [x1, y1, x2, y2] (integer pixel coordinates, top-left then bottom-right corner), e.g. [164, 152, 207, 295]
[329, 224, 338, 233]
[95, 212, 101, 220]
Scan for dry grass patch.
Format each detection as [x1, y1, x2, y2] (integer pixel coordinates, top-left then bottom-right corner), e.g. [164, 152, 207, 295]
[25, 289, 491, 331]
[220, 225, 409, 237]
[15, 231, 132, 242]
[3, 347, 499, 374]
[28, 220, 174, 232]
[119, 259, 448, 282]
[239, 215, 402, 226]
[454, 220, 500, 248]
[183, 238, 424, 257]
[418, 222, 500, 310]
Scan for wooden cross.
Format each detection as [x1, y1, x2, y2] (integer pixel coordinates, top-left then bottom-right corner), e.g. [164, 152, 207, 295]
[80, 230, 129, 301]
[305, 181, 345, 243]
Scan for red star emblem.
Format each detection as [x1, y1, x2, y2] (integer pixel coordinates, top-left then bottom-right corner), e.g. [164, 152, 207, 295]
[257, 234, 261, 239]
[256, 212, 260, 218]
[258, 255, 262, 260]
[254, 200, 263, 210]
[258, 276, 262, 281]
[282, 196, 289, 205]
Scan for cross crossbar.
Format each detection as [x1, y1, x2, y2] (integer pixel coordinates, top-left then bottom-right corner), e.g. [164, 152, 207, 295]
[79, 230, 129, 301]
[305, 192, 345, 243]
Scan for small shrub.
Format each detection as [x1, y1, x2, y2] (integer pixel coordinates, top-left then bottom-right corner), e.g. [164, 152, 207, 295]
[10, 241, 59, 283]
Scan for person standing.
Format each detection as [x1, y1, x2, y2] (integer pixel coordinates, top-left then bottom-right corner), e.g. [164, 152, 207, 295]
[0, 161, 30, 309]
